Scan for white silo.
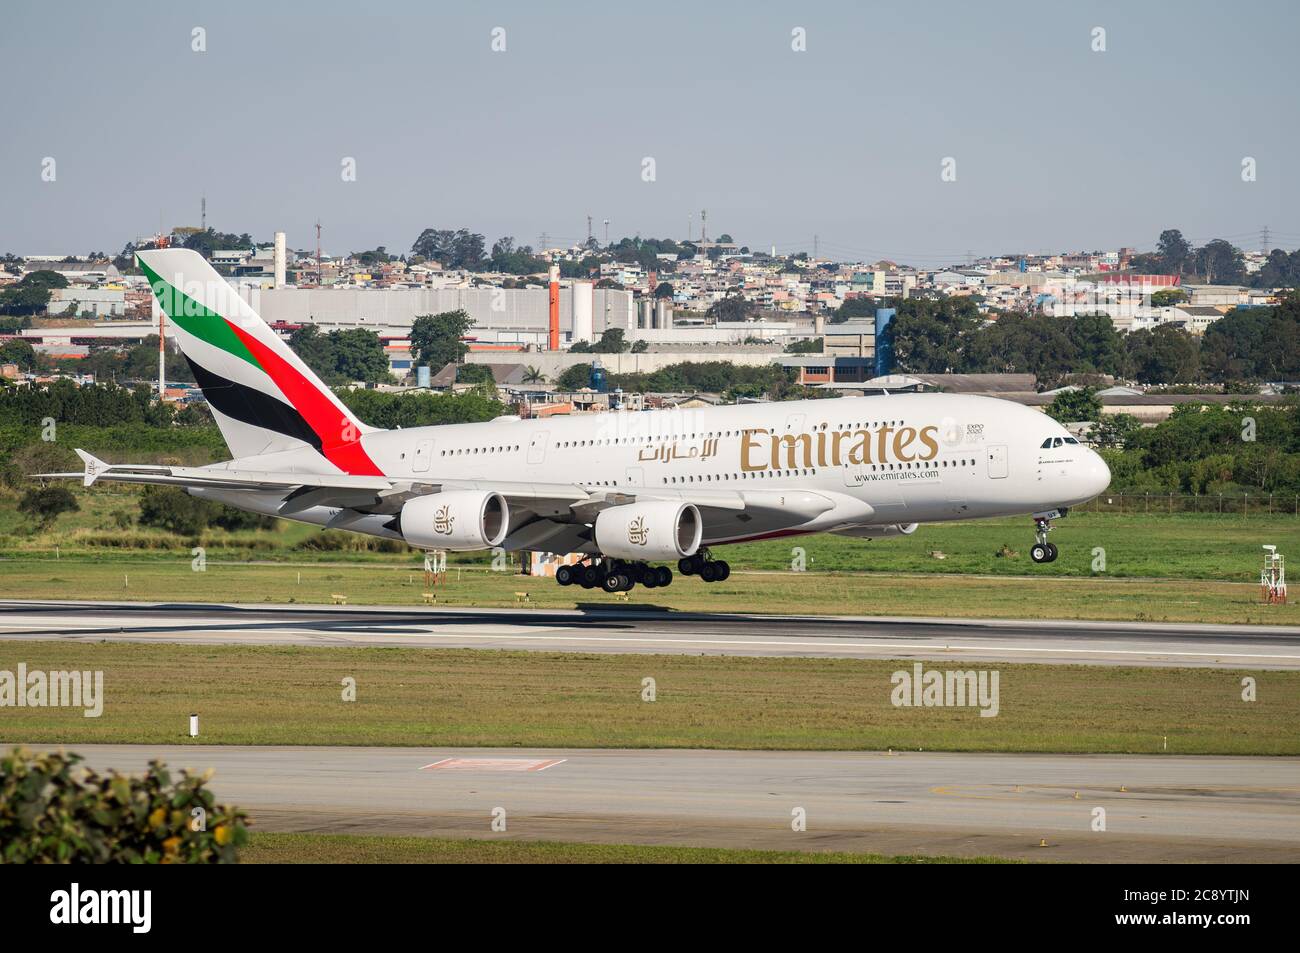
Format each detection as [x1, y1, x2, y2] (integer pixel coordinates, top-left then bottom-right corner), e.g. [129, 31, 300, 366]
[572, 280, 594, 344]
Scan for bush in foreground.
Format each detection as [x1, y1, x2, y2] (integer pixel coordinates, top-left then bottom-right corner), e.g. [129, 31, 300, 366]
[0, 747, 248, 863]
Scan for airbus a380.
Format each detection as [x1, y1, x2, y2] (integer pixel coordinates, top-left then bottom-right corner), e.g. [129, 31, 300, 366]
[44, 248, 1111, 593]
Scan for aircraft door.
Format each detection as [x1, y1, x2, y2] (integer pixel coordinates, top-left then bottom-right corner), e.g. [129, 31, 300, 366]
[986, 444, 1008, 479]
[527, 430, 549, 465]
[412, 439, 433, 473]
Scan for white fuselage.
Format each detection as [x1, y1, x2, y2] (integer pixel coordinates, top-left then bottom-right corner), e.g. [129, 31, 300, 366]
[211, 392, 1109, 550]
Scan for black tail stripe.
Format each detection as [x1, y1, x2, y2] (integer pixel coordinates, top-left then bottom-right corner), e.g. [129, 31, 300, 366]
[185, 356, 323, 451]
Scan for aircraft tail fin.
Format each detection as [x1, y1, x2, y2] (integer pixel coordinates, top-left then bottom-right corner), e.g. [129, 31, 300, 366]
[136, 248, 382, 475]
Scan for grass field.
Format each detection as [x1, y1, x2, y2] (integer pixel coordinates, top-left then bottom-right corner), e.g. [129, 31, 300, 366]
[0, 555, 1293, 624]
[3, 641, 1295, 754]
[238, 832, 1011, 864]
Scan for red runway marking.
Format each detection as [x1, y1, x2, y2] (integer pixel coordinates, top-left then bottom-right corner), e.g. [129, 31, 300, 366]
[419, 758, 567, 772]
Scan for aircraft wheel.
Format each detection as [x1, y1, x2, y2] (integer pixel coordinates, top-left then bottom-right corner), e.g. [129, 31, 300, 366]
[642, 572, 658, 589]
[655, 566, 673, 587]
[555, 565, 576, 586]
[601, 573, 626, 593]
[1045, 543, 1058, 562]
[678, 557, 696, 575]
[1030, 544, 1050, 564]
[714, 560, 731, 581]
[700, 561, 719, 583]
[582, 565, 602, 587]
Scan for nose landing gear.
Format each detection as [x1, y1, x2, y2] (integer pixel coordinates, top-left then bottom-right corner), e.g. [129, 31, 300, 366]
[1030, 513, 1059, 563]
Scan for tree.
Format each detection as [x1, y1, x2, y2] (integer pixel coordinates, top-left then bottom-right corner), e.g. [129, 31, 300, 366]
[1194, 239, 1245, 285]
[410, 228, 486, 270]
[522, 366, 545, 383]
[1156, 229, 1192, 275]
[409, 310, 473, 370]
[18, 485, 79, 528]
[631, 339, 649, 353]
[1045, 387, 1102, 424]
[709, 295, 756, 322]
[888, 297, 983, 374]
[456, 364, 494, 385]
[831, 296, 879, 324]
[1125, 324, 1200, 384]
[589, 328, 629, 353]
[1150, 288, 1187, 307]
[1200, 294, 1300, 381]
[0, 339, 37, 371]
[0, 270, 69, 316]
[1067, 313, 1126, 377]
[556, 363, 594, 390]
[353, 247, 392, 266]
[288, 326, 391, 384]
[1092, 412, 1141, 450]
[653, 282, 674, 299]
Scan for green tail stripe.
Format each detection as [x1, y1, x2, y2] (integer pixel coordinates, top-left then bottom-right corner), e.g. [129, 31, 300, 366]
[137, 256, 260, 371]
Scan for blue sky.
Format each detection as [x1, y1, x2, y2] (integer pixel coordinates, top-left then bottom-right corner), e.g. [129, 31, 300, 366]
[1, 0, 1296, 264]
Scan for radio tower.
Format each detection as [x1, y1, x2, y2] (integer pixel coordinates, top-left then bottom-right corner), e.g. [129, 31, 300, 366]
[315, 219, 323, 283]
[586, 215, 592, 243]
[200, 195, 206, 231]
[700, 209, 708, 243]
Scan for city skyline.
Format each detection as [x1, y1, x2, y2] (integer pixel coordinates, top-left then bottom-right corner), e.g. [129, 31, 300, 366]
[2, 0, 1298, 262]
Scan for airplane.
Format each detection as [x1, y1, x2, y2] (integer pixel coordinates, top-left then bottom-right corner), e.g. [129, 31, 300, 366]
[42, 248, 1111, 593]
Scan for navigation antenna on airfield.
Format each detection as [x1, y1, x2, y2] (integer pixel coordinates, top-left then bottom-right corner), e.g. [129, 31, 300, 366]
[1261, 545, 1286, 604]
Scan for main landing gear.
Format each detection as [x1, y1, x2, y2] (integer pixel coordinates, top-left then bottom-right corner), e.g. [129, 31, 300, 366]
[555, 559, 673, 592]
[1030, 512, 1061, 563]
[677, 549, 731, 583]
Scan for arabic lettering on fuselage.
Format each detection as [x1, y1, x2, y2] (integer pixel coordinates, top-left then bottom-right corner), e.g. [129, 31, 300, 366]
[633, 425, 943, 471]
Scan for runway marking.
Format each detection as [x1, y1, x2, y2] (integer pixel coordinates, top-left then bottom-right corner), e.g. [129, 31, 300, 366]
[420, 757, 567, 772]
[385, 631, 1300, 662]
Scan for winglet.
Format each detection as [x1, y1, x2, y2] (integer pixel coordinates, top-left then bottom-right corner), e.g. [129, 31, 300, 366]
[75, 449, 106, 487]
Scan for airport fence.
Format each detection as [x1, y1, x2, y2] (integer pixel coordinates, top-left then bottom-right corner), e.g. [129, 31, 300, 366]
[1084, 490, 1300, 516]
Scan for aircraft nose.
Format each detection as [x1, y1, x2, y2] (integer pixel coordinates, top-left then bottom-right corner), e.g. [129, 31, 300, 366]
[1083, 449, 1111, 497]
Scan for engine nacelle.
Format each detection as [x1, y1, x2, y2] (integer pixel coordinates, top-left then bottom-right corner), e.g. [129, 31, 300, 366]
[593, 501, 702, 561]
[832, 522, 919, 540]
[400, 491, 509, 551]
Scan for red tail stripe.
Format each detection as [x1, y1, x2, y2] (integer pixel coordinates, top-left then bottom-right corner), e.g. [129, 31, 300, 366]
[225, 321, 385, 476]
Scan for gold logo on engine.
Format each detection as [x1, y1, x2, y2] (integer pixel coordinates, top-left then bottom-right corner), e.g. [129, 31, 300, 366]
[628, 515, 649, 546]
[433, 505, 454, 535]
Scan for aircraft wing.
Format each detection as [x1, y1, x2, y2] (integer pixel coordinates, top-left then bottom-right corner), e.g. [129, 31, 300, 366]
[35, 450, 591, 517]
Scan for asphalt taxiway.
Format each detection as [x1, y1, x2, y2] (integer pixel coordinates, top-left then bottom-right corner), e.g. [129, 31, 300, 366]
[3, 599, 1300, 669]
[25, 743, 1300, 862]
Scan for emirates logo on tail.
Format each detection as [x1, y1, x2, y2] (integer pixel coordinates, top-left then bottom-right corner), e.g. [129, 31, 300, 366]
[433, 505, 454, 535]
[628, 515, 649, 546]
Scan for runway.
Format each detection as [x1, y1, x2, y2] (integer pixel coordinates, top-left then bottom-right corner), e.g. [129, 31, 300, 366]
[3, 599, 1300, 668]
[24, 743, 1300, 862]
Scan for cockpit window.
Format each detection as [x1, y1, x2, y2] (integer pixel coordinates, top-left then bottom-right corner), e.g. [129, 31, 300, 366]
[1040, 438, 1053, 448]
[1063, 437, 1079, 445]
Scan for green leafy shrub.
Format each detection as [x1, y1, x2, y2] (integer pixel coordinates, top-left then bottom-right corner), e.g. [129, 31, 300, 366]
[0, 747, 248, 863]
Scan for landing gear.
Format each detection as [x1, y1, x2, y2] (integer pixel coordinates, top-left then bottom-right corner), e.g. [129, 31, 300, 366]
[556, 558, 673, 592]
[1030, 514, 1060, 564]
[677, 550, 731, 583]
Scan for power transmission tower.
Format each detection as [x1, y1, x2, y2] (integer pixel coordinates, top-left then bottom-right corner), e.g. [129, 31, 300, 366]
[700, 209, 707, 243]
[1261, 225, 1271, 255]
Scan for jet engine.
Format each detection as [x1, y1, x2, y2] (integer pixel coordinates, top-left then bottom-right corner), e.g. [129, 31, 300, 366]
[831, 522, 919, 540]
[593, 501, 702, 561]
[400, 491, 509, 551]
